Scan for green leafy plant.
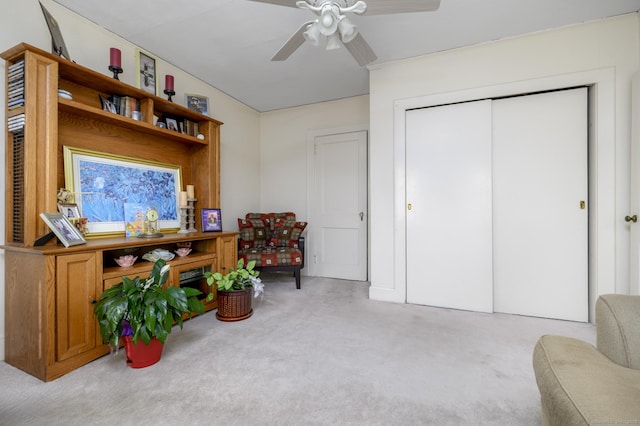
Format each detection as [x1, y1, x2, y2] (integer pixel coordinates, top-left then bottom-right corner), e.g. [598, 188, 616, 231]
[94, 259, 205, 353]
[205, 258, 261, 300]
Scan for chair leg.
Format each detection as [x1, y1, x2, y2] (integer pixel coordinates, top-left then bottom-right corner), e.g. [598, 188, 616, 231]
[294, 268, 301, 289]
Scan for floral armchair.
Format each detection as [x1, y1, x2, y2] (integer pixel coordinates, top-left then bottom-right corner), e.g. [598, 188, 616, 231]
[237, 212, 306, 289]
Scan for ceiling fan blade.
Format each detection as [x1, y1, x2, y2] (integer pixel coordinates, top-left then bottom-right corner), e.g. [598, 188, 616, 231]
[271, 21, 313, 61]
[344, 33, 377, 66]
[247, 0, 301, 7]
[362, 0, 441, 15]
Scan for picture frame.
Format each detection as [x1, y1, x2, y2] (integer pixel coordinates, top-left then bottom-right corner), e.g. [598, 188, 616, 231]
[165, 117, 179, 132]
[137, 49, 157, 95]
[99, 94, 117, 114]
[186, 94, 209, 116]
[63, 146, 182, 236]
[58, 203, 81, 219]
[39, 1, 71, 61]
[40, 212, 86, 247]
[201, 208, 222, 232]
[123, 202, 147, 237]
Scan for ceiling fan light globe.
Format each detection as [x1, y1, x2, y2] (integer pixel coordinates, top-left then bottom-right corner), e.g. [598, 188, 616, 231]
[318, 4, 339, 36]
[326, 32, 342, 50]
[338, 16, 357, 43]
[303, 22, 321, 46]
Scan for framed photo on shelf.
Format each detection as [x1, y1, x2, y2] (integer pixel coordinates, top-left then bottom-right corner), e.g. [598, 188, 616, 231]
[40, 212, 86, 247]
[99, 95, 116, 114]
[137, 49, 157, 95]
[201, 208, 222, 232]
[123, 202, 147, 237]
[63, 146, 182, 236]
[186, 94, 209, 116]
[165, 117, 179, 132]
[57, 203, 81, 219]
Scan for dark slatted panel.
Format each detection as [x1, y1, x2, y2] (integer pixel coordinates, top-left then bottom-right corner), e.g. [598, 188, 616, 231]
[12, 129, 24, 243]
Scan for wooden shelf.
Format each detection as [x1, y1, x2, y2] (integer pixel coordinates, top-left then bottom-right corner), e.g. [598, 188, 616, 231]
[1, 42, 234, 382]
[58, 98, 208, 145]
[102, 251, 216, 280]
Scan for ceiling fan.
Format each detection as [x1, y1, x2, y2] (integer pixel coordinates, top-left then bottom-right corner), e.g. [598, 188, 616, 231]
[249, 0, 441, 66]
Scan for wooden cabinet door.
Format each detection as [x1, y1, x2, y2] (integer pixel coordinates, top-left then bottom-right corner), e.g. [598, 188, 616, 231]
[56, 252, 99, 362]
[218, 235, 238, 275]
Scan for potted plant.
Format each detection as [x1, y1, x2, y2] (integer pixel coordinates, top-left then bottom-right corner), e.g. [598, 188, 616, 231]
[205, 258, 263, 322]
[94, 259, 205, 368]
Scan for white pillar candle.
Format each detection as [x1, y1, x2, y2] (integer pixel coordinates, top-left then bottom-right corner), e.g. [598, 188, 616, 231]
[186, 185, 195, 199]
[179, 191, 188, 206]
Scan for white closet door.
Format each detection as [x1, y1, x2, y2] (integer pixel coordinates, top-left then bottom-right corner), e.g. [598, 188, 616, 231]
[493, 88, 588, 322]
[406, 100, 493, 313]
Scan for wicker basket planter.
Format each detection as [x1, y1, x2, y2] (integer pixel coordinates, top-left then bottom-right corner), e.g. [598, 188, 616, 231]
[216, 287, 253, 322]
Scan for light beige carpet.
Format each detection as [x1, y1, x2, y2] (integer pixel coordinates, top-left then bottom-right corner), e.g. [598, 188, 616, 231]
[0, 274, 595, 425]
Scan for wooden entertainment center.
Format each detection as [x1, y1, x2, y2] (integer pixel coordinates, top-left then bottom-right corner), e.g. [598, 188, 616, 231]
[2, 43, 237, 381]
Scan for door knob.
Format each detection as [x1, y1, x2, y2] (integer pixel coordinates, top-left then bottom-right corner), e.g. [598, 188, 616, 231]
[625, 215, 638, 223]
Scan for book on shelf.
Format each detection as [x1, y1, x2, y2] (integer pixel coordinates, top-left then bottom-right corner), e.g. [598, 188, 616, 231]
[181, 118, 200, 137]
[109, 95, 140, 119]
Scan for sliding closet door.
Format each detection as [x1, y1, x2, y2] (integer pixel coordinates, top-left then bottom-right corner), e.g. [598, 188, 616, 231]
[406, 100, 493, 313]
[492, 88, 588, 322]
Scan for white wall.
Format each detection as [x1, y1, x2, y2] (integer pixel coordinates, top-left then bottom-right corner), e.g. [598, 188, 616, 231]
[259, 96, 370, 218]
[368, 14, 640, 308]
[0, 0, 262, 360]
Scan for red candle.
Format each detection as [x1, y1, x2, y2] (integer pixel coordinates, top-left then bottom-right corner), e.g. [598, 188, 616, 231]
[165, 75, 174, 91]
[109, 48, 121, 68]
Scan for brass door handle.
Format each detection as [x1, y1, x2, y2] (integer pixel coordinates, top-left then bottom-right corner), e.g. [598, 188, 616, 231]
[625, 215, 637, 223]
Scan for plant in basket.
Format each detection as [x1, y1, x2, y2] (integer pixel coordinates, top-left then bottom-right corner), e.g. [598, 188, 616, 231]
[205, 258, 263, 322]
[94, 259, 205, 368]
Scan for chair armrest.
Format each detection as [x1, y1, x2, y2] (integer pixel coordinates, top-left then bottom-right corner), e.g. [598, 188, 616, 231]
[596, 294, 640, 369]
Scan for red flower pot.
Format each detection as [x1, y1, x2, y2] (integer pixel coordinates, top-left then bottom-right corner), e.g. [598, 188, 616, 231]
[123, 336, 164, 368]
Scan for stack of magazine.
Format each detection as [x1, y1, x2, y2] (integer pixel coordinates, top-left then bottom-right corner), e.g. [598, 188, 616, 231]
[8, 59, 25, 110]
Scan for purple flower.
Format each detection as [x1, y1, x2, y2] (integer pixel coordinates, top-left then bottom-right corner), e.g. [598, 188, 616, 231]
[121, 321, 133, 336]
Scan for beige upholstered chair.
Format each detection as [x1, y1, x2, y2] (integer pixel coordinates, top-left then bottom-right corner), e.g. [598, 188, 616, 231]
[533, 294, 640, 425]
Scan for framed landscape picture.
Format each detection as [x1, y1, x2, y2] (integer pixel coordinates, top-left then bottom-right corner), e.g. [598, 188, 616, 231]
[63, 146, 182, 236]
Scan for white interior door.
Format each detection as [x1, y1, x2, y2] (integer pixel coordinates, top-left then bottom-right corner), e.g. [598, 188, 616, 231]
[493, 88, 588, 322]
[312, 131, 368, 281]
[406, 100, 494, 313]
[629, 74, 640, 296]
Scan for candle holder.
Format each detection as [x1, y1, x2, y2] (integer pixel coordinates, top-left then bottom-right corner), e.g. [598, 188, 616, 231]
[164, 89, 175, 102]
[177, 206, 189, 234]
[108, 65, 123, 80]
[187, 198, 197, 232]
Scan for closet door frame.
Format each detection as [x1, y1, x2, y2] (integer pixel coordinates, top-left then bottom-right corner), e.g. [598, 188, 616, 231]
[391, 69, 615, 322]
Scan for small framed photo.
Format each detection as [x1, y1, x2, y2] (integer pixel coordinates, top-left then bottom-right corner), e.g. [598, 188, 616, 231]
[40, 212, 87, 247]
[165, 118, 179, 132]
[99, 95, 116, 114]
[137, 50, 157, 95]
[186, 94, 209, 116]
[58, 203, 81, 219]
[202, 208, 222, 232]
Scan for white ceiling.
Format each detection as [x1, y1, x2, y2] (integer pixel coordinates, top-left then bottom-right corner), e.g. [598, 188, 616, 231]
[52, 0, 640, 112]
